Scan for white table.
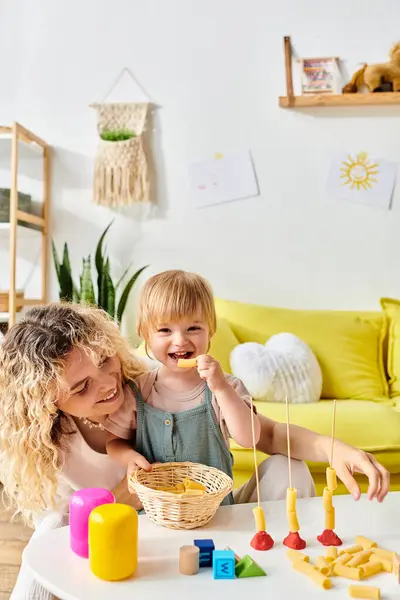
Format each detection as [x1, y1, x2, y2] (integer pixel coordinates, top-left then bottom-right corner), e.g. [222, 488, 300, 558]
[24, 492, 400, 600]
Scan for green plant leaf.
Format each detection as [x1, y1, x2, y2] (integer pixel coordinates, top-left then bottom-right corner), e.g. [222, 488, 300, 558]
[51, 239, 61, 281]
[115, 263, 133, 290]
[95, 221, 114, 303]
[117, 265, 148, 324]
[98, 258, 110, 313]
[62, 243, 72, 276]
[105, 271, 115, 318]
[59, 263, 73, 301]
[61, 242, 80, 302]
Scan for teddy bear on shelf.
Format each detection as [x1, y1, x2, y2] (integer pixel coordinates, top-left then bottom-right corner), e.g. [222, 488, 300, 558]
[342, 41, 400, 93]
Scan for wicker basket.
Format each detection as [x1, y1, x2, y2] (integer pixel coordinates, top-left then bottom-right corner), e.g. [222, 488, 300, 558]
[129, 462, 233, 530]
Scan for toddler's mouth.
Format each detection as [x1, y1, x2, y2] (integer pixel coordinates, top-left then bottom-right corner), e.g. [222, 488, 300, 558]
[168, 351, 194, 362]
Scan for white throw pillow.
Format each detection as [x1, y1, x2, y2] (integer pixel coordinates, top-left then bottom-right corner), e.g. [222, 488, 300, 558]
[230, 332, 322, 403]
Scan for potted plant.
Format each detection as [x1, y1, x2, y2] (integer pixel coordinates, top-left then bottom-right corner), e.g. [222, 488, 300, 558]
[52, 221, 148, 324]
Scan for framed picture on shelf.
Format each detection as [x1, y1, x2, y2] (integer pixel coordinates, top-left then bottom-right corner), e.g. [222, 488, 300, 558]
[298, 57, 341, 95]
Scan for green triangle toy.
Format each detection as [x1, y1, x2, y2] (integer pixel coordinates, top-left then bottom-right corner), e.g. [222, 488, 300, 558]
[235, 554, 266, 578]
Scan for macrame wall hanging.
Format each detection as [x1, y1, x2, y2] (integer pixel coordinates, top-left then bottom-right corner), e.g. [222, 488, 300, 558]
[91, 68, 156, 208]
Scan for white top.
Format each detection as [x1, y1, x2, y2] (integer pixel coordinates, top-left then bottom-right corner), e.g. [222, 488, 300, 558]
[48, 418, 125, 519]
[24, 492, 400, 600]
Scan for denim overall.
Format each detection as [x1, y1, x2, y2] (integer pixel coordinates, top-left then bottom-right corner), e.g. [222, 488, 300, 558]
[130, 378, 234, 506]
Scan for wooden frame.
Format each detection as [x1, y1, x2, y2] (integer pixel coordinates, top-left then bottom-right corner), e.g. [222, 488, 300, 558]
[279, 36, 400, 108]
[1, 122, 51, 327]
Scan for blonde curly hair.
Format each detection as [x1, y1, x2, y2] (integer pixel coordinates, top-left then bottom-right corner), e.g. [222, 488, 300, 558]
[0, 302, 144, 525]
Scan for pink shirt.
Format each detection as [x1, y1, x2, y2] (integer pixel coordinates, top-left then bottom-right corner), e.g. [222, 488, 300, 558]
[104, 369, 252, 447]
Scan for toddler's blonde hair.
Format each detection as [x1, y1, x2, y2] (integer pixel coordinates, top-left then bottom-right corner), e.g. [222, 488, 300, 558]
[0, 302, 144, 524]
[137, 270, 217, 343]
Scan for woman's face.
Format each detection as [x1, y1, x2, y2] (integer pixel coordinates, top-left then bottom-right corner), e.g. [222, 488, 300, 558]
[59, 349, 125, 419]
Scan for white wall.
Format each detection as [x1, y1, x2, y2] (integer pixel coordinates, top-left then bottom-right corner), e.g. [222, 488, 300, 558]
[1, 0, 400, 338]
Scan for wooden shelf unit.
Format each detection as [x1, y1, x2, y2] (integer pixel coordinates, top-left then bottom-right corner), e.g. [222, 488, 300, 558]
[279, 36, 400, 109]
[0, 122, 51, 328]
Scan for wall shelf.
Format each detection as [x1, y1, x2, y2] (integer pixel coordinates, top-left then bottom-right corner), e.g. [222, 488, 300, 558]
[279, 36, 400, 109]
[279, 91, 400, 108]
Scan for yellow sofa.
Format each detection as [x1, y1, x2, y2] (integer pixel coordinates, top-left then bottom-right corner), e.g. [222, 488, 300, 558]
[209, 297, 400, 496]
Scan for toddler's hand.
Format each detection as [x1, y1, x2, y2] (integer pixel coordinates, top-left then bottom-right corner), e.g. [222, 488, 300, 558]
[127, 451, 152, 478]
[197, 354, 228, 394]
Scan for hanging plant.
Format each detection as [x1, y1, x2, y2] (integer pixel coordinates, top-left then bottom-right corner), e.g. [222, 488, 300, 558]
[52, 220, 148, 324]
[100, 129, 136, 142]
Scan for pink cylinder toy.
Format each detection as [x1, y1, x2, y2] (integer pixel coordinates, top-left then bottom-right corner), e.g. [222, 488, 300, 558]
[69, 488, 115, 558]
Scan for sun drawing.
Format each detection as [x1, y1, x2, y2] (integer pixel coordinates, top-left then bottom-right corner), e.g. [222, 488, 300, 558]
[340, 152, 379, 191]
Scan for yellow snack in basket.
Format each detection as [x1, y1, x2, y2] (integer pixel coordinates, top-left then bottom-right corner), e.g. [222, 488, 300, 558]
[182, 477, 206, 492]
[175, 483, 186, 492]
[182, 489, 205, 497]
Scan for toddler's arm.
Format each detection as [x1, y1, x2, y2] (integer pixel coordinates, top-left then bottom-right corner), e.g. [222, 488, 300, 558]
[106, 433, 152, 476]
[197, 354, 260, 448]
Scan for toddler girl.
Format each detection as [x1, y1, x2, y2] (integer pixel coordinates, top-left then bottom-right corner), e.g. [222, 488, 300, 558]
[104, 269, 260, 504]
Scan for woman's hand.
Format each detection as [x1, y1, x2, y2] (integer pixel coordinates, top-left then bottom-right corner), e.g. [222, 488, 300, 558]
[331, 439, 390, 502]
[111, 476, 143, 511]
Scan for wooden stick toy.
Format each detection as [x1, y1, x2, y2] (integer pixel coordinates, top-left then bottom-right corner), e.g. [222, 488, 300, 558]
[249, 397, 274, 551]
[317, 400, 343, 547]
[283, 396, 306, 550]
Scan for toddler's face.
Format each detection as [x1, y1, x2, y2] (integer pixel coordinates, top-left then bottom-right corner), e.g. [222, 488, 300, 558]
[58, 349, 125, 419]
[149, 313, 209, 372]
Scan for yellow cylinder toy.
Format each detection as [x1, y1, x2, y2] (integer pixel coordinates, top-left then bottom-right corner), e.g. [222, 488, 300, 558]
[326, 467, 337, 491]
[89, 503, 138, 581]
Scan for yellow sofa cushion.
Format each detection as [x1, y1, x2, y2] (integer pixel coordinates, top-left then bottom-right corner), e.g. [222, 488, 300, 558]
[209, 317, 240, 373]
[381, 297, 400, 398]
[215, 298, 389, 402]
[231, 400, 400, 475]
